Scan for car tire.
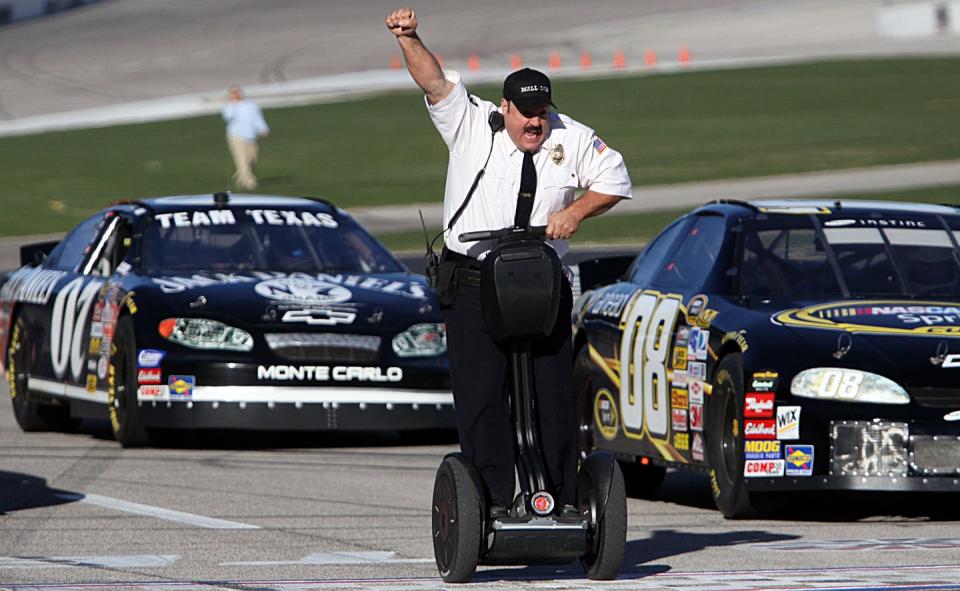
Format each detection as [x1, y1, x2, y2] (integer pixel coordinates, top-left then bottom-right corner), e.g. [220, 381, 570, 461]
[7, 315, 53, 431]
[108, 316, 150, 448]
[706, 353, 756, 519]
[431, 453, 483, 583]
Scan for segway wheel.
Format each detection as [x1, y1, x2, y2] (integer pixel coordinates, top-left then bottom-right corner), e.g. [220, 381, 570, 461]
[432, 454, 483, 583]
[580, 460, 627, 580]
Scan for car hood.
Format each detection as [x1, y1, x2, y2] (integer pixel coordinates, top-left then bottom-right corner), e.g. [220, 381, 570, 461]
[133, 270, 438, 332]
[769, 299, 960, 388]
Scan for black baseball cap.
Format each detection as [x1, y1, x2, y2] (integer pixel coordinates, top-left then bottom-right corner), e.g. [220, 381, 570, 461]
[503, 68, 556, 112]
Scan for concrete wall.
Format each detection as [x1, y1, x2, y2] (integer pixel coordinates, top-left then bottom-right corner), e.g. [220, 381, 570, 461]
[878, 1, 960, 37]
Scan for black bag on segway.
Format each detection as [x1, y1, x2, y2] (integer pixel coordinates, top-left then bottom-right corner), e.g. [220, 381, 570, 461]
[479, 234, 562, 341]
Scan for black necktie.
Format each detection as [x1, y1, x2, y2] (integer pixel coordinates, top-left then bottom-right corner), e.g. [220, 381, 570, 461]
[514, 151, 536, 228]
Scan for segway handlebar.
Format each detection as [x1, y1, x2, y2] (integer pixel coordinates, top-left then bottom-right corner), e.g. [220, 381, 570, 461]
[459, 225, 547, 243]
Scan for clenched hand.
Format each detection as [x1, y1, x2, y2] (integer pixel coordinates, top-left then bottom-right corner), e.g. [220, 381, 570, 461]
[385, 8, 418, 37]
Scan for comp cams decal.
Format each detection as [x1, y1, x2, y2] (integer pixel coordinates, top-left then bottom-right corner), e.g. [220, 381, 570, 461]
[775, 300, 960, 336]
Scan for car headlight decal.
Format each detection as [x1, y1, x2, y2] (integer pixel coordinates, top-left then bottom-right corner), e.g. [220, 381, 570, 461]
[392, 323, 446, 358]
[790, 367, 909, 404]
[158, 318, 254, 352]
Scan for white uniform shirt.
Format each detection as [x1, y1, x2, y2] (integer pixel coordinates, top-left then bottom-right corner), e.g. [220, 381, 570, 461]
[427, 71, 632, 259]
[222, 99, 270, 142]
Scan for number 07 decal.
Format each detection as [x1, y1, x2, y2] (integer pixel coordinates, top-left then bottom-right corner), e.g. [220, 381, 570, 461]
[618, 292, 681, 439]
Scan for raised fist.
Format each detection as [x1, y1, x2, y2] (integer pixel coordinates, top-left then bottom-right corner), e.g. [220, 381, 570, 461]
[385, 8, 418, 37]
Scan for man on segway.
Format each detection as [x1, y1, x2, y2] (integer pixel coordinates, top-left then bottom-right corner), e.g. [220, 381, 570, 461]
[386, 8, 633, 581]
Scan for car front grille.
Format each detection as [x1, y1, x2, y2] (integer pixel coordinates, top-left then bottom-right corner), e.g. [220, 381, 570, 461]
[909, 387, 960, 408]
[265, 333, 382, 363]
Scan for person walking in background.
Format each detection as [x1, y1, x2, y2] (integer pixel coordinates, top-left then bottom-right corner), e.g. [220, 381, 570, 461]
[222, 86, 269, 190]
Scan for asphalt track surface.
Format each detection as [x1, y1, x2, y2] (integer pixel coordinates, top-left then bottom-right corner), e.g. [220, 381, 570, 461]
[3, 2, 960, 589]
[3, 407, 960, 590]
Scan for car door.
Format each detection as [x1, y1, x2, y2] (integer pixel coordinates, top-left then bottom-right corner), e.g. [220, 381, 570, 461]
[587, 213, 729, 465]
[13, 211, 115, 398]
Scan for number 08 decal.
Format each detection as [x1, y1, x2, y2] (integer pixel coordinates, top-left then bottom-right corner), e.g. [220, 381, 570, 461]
[618, 291, 681, 439]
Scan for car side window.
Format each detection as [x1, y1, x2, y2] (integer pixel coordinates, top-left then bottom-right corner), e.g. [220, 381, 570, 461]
[45, 213, 105, 272]
[87, 216, 134, 277]
[627, 217, 688, 285]
[652, 215, 727, 289]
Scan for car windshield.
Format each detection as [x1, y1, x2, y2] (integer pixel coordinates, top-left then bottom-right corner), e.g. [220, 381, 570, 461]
[139, 207, 404, 274]
[740, 214, 960, 299]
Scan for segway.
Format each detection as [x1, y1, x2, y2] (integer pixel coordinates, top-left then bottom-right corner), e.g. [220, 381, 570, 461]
[431, 226, 627, 583]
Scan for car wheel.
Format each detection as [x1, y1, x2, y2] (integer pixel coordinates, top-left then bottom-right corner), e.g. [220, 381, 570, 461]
[107, 316, 150, 447]
[7, 315, 53, 431]
[706, 353, 756, 519]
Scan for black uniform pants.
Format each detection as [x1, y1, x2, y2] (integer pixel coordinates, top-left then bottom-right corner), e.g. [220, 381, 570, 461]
[441, 264, 578, 508]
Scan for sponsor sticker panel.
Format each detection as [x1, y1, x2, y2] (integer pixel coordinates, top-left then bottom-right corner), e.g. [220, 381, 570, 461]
[744, 392, 775, 418]
[745, 419, 776, 439]
[745, 459, 785, 477]
[777, 406, 801, 440]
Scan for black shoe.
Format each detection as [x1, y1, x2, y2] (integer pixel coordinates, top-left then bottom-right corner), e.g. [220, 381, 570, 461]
[489, 505, 509, 519]
[559, 504, 579, 519]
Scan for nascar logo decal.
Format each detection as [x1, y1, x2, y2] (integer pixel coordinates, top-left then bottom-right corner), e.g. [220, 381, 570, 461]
[775, 300, 960, 336]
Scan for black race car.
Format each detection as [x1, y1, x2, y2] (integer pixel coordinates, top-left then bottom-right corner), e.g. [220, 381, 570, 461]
[573, 199, 960, 517]
[1, 193, 452, 446]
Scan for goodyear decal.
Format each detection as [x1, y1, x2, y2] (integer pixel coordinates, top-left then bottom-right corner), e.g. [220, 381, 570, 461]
[594, 389, 619, 440]
[775, 300, 960, 336]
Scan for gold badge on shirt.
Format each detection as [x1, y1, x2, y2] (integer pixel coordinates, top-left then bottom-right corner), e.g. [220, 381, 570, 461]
[550, 144, 565, 165]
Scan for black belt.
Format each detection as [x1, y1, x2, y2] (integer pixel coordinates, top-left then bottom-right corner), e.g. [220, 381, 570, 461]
[442, 249, 482, 287]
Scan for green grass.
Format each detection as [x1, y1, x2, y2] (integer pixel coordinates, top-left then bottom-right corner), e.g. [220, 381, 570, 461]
[378, 184, 960, 252]
[2, 57, 960, 236]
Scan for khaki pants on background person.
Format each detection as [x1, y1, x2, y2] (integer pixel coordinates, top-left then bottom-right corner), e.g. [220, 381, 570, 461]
[227, 134, 259, 190]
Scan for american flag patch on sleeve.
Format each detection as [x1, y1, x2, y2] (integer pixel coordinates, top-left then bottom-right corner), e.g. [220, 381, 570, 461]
[593, 137, 607, 154]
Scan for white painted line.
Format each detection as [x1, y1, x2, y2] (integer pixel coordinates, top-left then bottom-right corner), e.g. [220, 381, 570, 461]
[57, 493, 259, 530]
[223, 552, 433, 566]
[0, 555, 179, 569]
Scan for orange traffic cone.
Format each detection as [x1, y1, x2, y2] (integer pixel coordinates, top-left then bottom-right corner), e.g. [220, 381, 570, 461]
[510, 53, 523, 70]
[644, 50, 657, 67]
[467, 54, 480, 71]
[549, 51, 562, 69]
[613, 50, 626, 69]
[580, 51, 592, 69]
[389, 53, 402, 69]
[679, 46, 691, 64]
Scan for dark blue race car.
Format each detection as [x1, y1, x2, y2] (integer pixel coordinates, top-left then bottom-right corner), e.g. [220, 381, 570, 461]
[1, 193, 452, 446]
[573, 199, 960, 517]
